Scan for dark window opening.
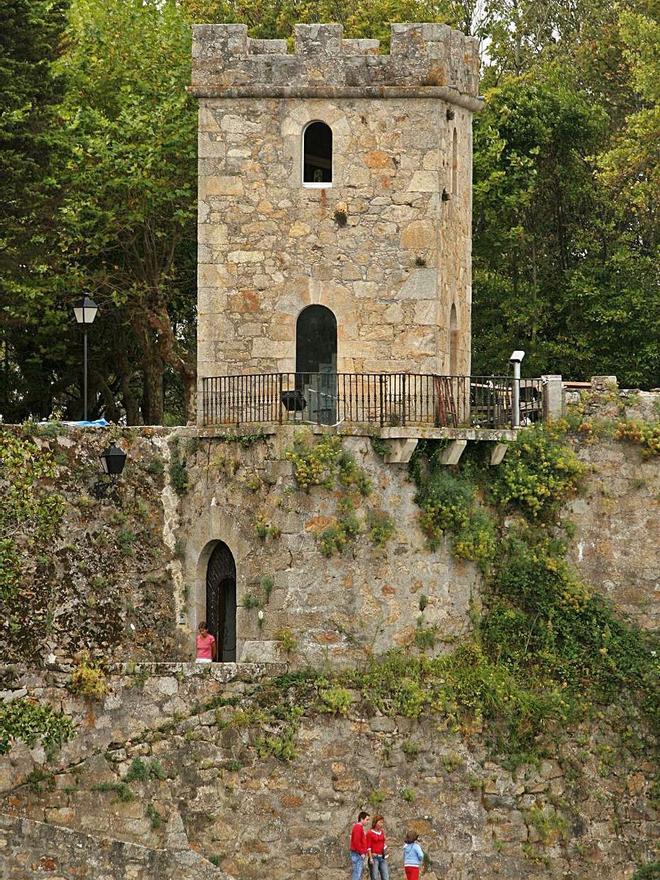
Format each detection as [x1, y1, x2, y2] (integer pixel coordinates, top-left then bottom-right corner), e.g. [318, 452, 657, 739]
[296, 304, 337, 375]
[295, 305, 337, 424]
[205, 541, 236, 662]
[449, 303, 458, 375]
[303, 121, 332, 184]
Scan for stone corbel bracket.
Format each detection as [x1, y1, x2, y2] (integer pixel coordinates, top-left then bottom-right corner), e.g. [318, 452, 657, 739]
[191, 23, 483, 111]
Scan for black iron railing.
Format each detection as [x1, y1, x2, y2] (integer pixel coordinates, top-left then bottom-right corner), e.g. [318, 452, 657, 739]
[201, 373, 544, 429]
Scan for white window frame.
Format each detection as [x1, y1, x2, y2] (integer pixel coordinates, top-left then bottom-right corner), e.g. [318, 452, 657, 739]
[302, 120, 333, 189]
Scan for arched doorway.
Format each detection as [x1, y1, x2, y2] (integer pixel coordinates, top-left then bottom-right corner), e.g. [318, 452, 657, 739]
[205, 542, 236, 662]
[296, 305, 337, 424]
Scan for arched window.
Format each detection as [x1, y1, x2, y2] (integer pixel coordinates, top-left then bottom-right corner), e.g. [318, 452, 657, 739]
[449, 303, 459, 375]
[303, 121, 332, 186]
[451, 128, 458, 196]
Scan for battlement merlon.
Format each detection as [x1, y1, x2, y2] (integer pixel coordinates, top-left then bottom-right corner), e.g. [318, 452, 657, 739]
[190, 23, 483, 111]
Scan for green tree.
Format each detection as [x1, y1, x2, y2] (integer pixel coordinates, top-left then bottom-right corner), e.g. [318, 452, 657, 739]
[472, 67, 658, 387]
[0, 0, 70, 421]
[52, 0, 197, 424]
[599, 9, 659, 241]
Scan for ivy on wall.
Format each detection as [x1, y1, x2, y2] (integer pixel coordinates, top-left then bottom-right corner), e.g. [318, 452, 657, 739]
[409, 424, 658, 758]
[286, 431, 397, 556]
[0, 429, 65, 601]
[0, 426, 178, 666]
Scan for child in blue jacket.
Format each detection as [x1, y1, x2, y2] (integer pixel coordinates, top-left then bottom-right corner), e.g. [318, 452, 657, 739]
[403, 830, 424, 879]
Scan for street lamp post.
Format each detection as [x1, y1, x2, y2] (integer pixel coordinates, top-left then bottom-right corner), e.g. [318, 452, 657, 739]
[509, 350, 525, 428]
[73, 296, 98, 421]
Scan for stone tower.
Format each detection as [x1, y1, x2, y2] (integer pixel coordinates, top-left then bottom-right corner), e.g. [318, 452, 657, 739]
[191, 23, 482, 422]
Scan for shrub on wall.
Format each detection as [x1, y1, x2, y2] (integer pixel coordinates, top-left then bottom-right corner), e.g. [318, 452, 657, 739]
[168, 436, 188, 495]
[286, 431, 371, 496]
[286, 432, 389, 557]
[0, 698, 75, 757]
[485, 532, 655, 704]
[614, 420, 660, 458]
[69, 654, 109, 700]
[489, 425, 585, 519]
[413, 461, 496, 571]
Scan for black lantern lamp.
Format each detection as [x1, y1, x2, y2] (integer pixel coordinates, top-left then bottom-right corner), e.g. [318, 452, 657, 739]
[100, 443, 127, 476]
[73, 296, 99, 421]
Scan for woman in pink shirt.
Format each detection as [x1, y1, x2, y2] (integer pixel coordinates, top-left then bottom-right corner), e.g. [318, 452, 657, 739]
[367, 815, 389, 879]
[196, 621, 216, 663]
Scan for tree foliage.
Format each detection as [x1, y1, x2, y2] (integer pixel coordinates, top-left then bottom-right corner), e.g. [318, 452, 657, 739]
[0, 0, 69, 420]
[52, 0, 197, 425]
[471, 0, 659, 387]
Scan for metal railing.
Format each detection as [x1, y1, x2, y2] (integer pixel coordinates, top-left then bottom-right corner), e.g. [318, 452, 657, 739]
[201, 373, 544, 429]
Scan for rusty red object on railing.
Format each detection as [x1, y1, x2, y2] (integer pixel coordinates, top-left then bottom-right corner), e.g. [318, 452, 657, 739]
[201, 373, 544, 429]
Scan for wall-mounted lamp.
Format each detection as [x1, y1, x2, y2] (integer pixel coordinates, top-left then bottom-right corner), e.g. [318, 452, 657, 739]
[93, 443, 127, 498]
[100, 443, 127, 476]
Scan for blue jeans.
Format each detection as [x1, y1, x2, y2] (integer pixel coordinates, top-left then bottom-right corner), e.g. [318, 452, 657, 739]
[351, 851, 365, 880]
[370, 855, 390, 880]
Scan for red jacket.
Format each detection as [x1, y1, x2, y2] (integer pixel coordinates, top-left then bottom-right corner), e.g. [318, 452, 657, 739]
[350, 822, 368, 855]
[366, 828, 386, 856]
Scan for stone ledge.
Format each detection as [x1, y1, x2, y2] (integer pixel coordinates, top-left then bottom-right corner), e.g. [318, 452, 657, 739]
[192, 85, 485, 112]
[0, 813, 231, 879]
[309, 424, 518, 442]
[5, 661, 285, 680]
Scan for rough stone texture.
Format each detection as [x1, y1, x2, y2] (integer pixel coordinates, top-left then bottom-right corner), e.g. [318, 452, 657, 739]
[179, 427, 478, 664]
[193, 24, 476, 416]
[0, 814, 228, 880]
[2, 407, 657, 663]
[0, 665, 656, 880]
[191, 23, 481, 101]
[564, 386, 660, 630]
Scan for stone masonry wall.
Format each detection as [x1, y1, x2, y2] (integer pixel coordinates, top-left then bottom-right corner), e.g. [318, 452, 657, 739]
[2, 413, 657, 666]
[1, 409, 657, 878]
[193, 24, 477, 401]
[179, 427, 479, 665]
[565, 386, 659, 630]
[1, 664, 656, 879]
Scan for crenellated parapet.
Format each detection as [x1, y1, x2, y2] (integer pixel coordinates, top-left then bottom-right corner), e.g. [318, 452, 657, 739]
[191, 23, 481, 109]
